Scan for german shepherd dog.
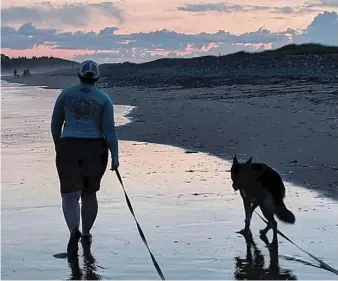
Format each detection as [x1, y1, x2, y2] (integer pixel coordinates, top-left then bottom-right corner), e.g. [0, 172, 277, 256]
[230, 155, 295, 244]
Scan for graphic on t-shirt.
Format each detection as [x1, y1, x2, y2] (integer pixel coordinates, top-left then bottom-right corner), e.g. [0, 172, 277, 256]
[69, 96, 96, 119]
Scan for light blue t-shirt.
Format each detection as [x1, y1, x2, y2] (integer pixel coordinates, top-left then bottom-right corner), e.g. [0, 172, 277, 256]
[51, 83, 118, 159]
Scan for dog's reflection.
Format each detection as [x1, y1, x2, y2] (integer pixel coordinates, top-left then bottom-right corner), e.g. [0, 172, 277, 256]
[234, 230, 297, 280]
[68, 242, 102, 280]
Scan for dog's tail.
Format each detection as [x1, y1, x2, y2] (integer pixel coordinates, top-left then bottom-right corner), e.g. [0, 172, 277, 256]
[275, 201, 295, 224]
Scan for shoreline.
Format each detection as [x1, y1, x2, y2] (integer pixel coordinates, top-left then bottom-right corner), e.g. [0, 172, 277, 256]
[1, 73, 78, 90]
[1, 74, 338, 202]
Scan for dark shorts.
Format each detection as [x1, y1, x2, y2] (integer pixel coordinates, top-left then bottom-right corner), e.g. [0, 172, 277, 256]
[56, 137, 108, 194]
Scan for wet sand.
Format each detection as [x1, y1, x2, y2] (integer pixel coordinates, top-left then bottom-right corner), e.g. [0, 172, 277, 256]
[1, 79, 338, 280]
[4, 73, 338, 201]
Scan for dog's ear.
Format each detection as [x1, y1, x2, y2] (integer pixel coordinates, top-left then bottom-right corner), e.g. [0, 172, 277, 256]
[233, 154, 239, 165]
[246, 157, 253, 164]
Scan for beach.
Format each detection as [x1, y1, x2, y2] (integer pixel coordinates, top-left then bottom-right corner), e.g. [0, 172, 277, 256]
[4, 72, 338, 199]
[1, 75, 338, 280]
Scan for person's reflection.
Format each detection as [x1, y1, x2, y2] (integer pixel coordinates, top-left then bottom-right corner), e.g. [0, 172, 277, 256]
[67, 241, 102, 280]
[82, 240, 102, 280]
[68, 256, 83, 280]
[234, 230, 297, 280]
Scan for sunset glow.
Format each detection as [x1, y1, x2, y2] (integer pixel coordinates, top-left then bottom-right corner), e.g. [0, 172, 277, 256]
[2, 0, 338, 62]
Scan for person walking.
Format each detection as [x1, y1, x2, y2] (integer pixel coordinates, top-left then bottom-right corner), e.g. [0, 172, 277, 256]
[51, 60, 119, 258]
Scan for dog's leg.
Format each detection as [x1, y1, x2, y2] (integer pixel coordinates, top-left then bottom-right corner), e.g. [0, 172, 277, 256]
[259, 231, 279, 272]
[271, 219, 278, 245]
[259, 231, 270, 246]
[246, 202, 258, 229]
[237, 196, 252, 235]
[243, 201, 258, 232]
[242, 198, 252, 232]
[259, 205, 276, 239]
[259, 223, 271, 236]
[251, 202, 259, 213]
[262, 206, 278, 245]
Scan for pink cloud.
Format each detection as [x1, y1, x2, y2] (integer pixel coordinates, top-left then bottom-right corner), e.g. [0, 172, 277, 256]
[2, 0, 332, 35]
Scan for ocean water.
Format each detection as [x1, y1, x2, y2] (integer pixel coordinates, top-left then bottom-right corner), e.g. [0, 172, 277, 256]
[1, 80, 338, 280]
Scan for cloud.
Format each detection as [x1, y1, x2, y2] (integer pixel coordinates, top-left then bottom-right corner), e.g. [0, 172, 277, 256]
[1, 11, 337, 63]
[292, 11, 338, 45]
[177, 2, 317, 14]
[177, 3, 269, 13]
[0, 2, 123, 27]
[306, 0, 338, 7]
[278, 6, 294, 13]
[1, 24, 291, 51]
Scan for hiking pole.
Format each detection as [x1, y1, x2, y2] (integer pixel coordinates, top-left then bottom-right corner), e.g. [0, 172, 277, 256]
[112, 168, 166, 280]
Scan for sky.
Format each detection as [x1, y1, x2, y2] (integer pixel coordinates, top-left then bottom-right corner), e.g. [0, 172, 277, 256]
[1, 0, 338, 63]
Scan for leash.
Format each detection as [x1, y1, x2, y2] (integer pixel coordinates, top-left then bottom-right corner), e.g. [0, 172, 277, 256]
[254, 210, 338, 276]
[113, 168, 166, 280]
[111, 167, 337, 278]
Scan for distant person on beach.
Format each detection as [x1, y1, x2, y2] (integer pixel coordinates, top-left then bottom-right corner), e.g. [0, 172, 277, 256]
[13, 69, 18, 77]
[51, 60, 119, 259]
[23, 69, 31, 77]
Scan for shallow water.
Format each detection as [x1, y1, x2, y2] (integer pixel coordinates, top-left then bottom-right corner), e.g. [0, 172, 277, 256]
[1, 81, 338, 280]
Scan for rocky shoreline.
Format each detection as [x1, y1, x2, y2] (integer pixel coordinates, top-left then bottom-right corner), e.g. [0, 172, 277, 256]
[99, 53, 338, 89]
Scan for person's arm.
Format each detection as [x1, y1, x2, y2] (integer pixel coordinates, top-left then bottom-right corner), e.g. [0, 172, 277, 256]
[102, 96, 119, 165]
[51, 91, 65, 149]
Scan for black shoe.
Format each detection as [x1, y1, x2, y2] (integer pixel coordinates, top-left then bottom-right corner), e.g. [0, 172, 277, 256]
[67, 228, 81, 260]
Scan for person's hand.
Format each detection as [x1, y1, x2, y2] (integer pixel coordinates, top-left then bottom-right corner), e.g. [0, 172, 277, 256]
[110, 155, 119, 171]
